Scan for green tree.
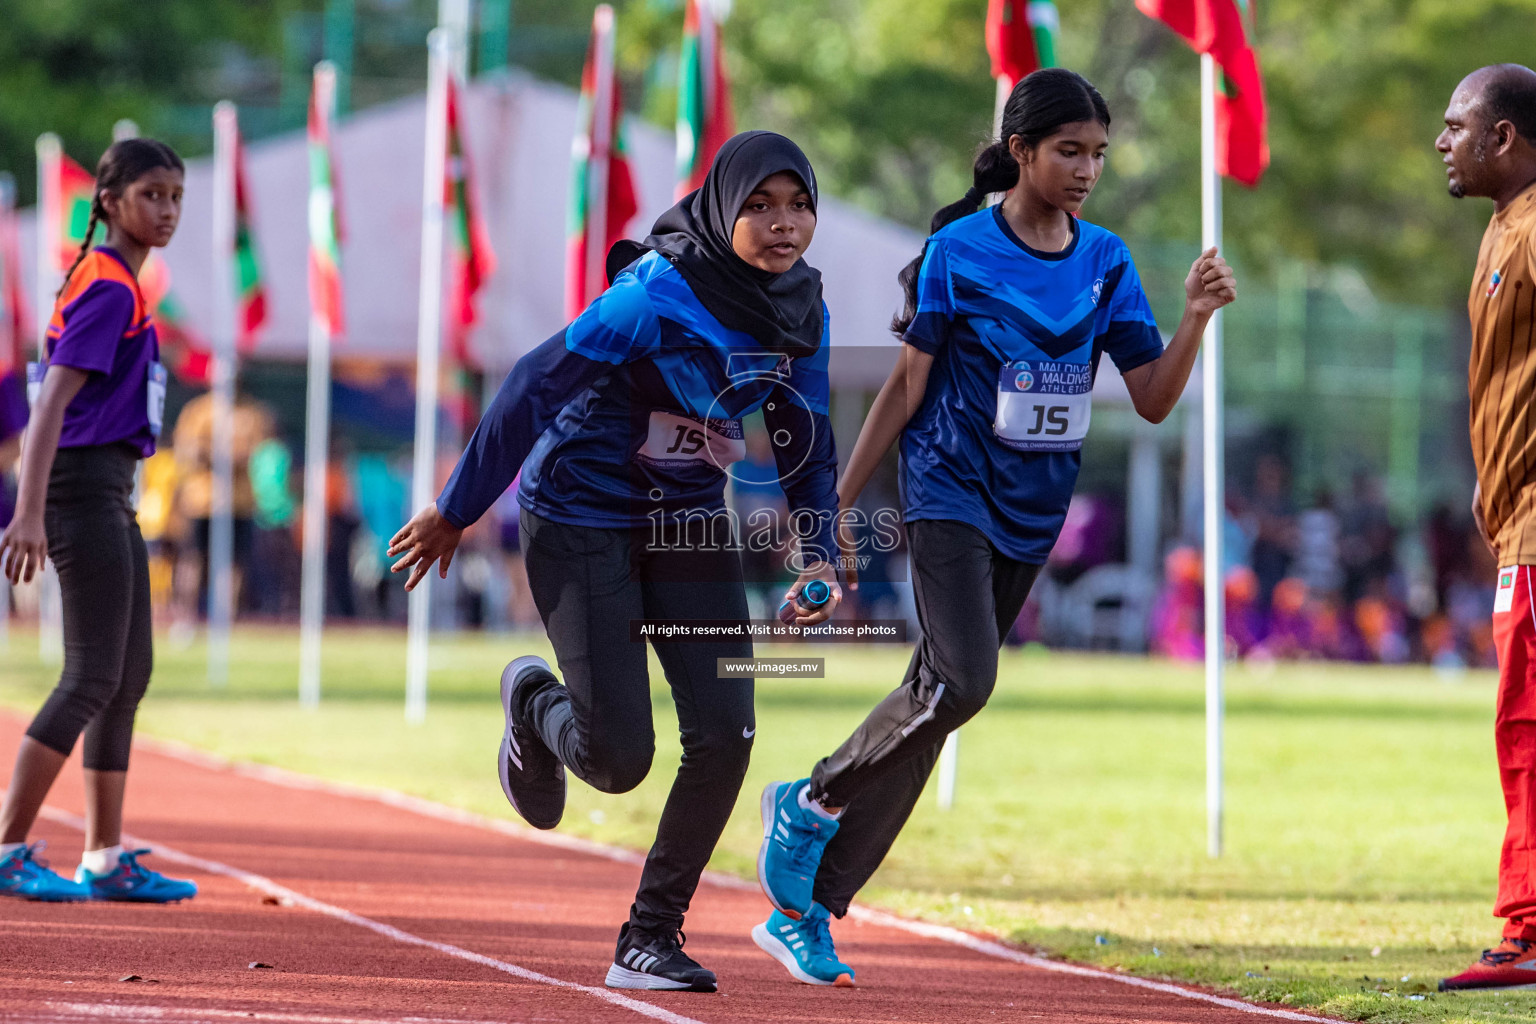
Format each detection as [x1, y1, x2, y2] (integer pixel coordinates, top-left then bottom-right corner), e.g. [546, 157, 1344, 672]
[0, 0, 300, 202]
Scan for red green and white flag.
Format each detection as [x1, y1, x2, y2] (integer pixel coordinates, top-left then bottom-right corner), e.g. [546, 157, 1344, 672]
[48, 153, 98, 271]
[675, 0, 734, 198]
[445, 75, 496, 365]
[566, 4, 638, 322]
[307, 65, 346, 337]
[139, 254, 212, 385]
[233, 128, 267, 351]
[1134, 0, 1269, 186]
[986, 0, 1060, 91]
[0, 176, 28, 380]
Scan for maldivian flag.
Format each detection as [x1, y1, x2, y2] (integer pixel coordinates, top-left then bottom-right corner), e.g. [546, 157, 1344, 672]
[445, 75, 496, 365]
[675, 0, 734, 197]
[233, 129, 267, 351]
[139, 254, 212, 385]
[0, 173, 30, 444]
[1134, 0, 1269, 186]
[0, 176, 28, 378]
[566, 4, 637, 321]
[308, 66, 346, 337]
[49, 154, 98, 271]
[987, 0, 1060, 91]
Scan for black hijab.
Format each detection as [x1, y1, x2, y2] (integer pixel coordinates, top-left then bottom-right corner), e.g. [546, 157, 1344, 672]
[606, 130, 824, 358]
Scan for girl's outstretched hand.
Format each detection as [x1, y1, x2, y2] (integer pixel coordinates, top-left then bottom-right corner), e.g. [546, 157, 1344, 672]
[388, 503, 463, 592]
[0, 511, 46, 586]
[1184, 246, 1238, 316]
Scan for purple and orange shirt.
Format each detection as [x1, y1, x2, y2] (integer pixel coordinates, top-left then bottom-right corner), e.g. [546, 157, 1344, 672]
[39, 247, 163, 458]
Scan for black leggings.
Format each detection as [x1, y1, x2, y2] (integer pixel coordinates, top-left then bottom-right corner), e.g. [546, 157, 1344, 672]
[518, 509, 755, 936]
[25, 444, 153, 772]
[809, 519, 1039, 917]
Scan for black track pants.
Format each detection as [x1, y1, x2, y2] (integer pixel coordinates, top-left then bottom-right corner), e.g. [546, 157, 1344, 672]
[809, 518, 1039, 917]
[518, 510, 755, 936]
[25, 444, 153, 772]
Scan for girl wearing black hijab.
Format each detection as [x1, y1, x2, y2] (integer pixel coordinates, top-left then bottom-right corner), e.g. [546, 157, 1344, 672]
[390, 131, 842, 993]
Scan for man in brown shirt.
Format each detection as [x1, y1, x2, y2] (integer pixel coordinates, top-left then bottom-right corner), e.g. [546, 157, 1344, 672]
[1436, 63, 1536, 993]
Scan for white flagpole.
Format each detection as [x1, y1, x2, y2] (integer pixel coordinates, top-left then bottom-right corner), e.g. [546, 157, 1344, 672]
[438, 0, 470, 80]
[34, 134, 62, 666]
[406, 29, 453, 726]
[299, 62, 339, 710]
[586, 5, 615, 304]
[1200, 52, 1226, 859]
[208, 102, 239, 687]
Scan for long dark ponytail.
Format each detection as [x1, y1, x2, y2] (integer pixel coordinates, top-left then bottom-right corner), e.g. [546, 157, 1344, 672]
[58, 137, 184, 298]
[891, 67, 1110, 336]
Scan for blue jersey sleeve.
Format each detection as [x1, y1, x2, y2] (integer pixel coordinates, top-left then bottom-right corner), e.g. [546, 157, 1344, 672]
[564, 271, 663, 365]
[436, 333, 612, 529]
[767, 306, 837, 565]
[1096, 250, 1163, 374]
[902, 240, 955, 355]
[436, 275, 662, 528]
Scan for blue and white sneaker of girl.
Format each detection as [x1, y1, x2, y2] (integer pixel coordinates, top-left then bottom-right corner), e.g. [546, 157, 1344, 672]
[757, 778, 839, 920]
[76, 848, 197, 903]
[752, 902, 855, 986]
[0, 842, 90, 901]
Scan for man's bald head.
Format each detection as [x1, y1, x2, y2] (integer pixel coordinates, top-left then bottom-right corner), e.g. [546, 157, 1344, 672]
[1460, 64, 1536, 140]
[1438, 65, 1536, 204]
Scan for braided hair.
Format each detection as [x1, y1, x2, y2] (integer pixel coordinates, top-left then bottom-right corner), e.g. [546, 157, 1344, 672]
[57, 137, 184, 298]
[891, 68, 1110, 336]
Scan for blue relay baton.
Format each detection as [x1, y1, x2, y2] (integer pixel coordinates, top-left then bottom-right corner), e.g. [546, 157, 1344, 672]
[778, 578, 832, 625]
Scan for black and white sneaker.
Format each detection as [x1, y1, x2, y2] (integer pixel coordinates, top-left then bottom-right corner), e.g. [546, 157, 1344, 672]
[604, 923, 718, 992]
[498, 656, 566, 830]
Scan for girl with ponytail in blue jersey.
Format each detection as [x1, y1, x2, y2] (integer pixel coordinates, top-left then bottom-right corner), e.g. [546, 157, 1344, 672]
[389, 132, 841, 994]
[752, 68, 1236, 988]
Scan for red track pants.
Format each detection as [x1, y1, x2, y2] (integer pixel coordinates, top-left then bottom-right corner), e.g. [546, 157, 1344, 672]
[1494, 565, 1536, 939]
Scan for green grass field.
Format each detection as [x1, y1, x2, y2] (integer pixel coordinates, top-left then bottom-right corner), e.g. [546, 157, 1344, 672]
[1, 625, 1531, 1024]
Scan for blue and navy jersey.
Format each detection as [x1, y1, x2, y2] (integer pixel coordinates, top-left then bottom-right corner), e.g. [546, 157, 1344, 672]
[902, 207, 1163, 563]
[438, 251, 838, 562]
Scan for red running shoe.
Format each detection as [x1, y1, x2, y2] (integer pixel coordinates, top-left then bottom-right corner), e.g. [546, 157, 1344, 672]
[1440, 938, 1536, 991]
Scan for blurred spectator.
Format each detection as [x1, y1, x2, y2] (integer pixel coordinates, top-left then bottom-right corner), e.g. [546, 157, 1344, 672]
[1248, 454, 1296, 612]
[1225, 566, 1265, 656]
[490, 474, 540, 631]
[247, 437, 299, 617]
[1048, 493, 1120, 585]
[325, 446, 360, 619]
[1150, 546, 1204, 660]
[136, 450, 181, 617]
[1294, 490, 1343, 595]
[1341, 470, 1395, 603]
[169, 389, 275, 630]
[352, 450, 408, 620]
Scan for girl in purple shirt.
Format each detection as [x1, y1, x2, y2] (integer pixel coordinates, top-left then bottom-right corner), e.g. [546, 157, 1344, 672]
[0, 139, 197, 903]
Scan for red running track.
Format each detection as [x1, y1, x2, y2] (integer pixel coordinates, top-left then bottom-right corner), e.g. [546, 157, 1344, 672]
[0, 713, 1336, 1024]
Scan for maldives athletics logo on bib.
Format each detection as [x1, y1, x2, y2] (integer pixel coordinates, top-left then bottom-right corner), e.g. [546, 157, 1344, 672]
[1014, 369, 1035, 391]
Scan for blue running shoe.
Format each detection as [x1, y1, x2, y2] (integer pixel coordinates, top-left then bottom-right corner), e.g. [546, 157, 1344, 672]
[76, 849, 197, 903]
[752, 903, 855, 987]
[757, 778, 838, 920]
[0, 842, 90, 902]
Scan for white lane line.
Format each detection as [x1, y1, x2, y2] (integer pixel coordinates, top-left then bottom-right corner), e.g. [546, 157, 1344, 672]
[20, 1005, 499, 1024]
[131, 736, 1341, 1023]
[846, 907, 1334, 1023]
[36, 808, 708, 1024]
